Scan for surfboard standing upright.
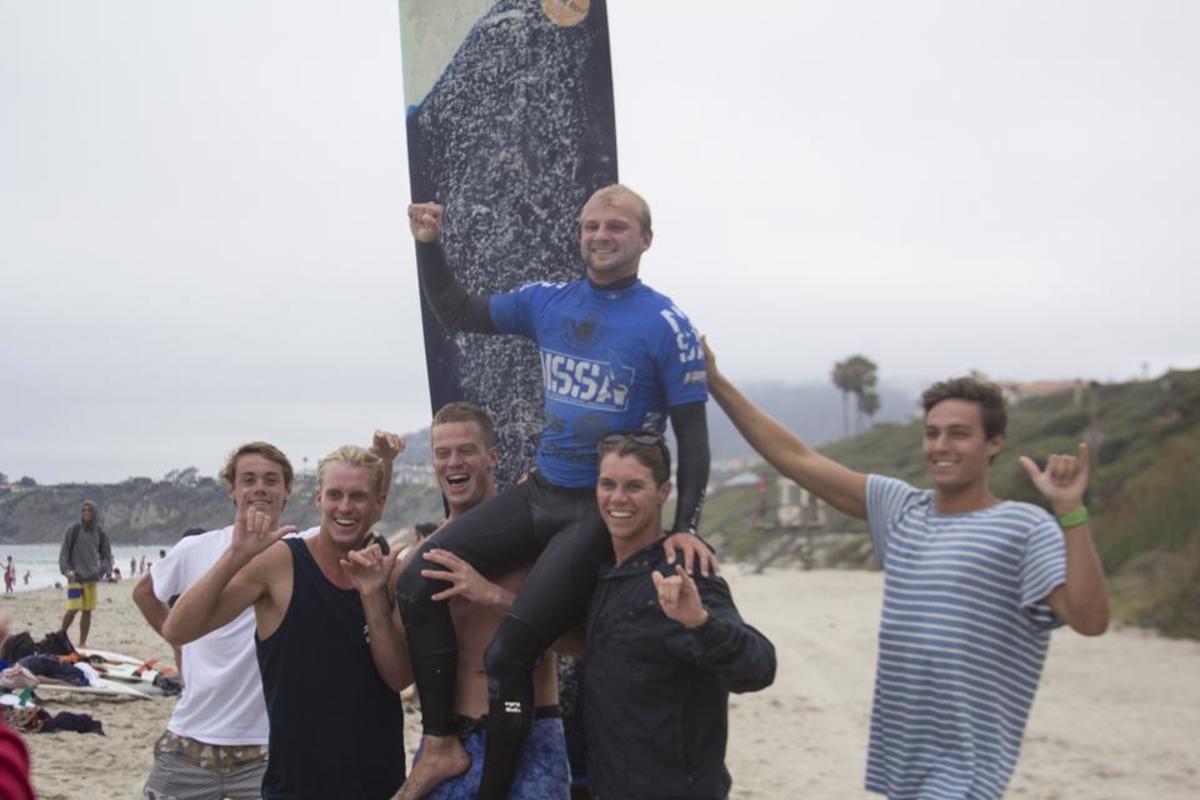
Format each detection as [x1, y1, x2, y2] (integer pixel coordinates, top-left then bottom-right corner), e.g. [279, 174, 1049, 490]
[398, 0, 618, 487]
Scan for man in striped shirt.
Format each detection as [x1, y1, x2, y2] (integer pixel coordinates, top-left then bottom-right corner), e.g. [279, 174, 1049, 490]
[706, 346, 1109, 799]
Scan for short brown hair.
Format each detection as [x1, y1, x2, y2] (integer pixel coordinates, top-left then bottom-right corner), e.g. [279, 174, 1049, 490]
[431, 402, 496, 449]
[596, 431, 671, 486]
[921, 377, 1008, 440]
[317, 445, 386, 496]
[583, 184, 652, 235]
[221, 442, 294, 492]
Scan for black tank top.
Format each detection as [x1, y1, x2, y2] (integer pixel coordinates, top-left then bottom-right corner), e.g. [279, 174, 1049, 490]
[256, 537, 405, 799]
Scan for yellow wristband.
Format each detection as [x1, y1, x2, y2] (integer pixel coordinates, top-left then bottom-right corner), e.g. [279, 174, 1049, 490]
[1057, 506, 1089, 529]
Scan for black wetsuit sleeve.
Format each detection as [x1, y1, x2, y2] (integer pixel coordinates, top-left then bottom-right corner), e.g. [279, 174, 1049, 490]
[668, 401, 710, 533]
[415, 240, 498, 334]
[666, 576, 777, 693]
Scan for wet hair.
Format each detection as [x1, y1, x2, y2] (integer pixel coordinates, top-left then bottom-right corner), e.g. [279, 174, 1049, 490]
[596, 431, 671, 486]
[220, 442, 294, 492]
[414, 522, 439, 541]
[583, 184, 652, 235]
[317, 445, 385, 496]
[921, 377, 1008, 440]
[431, 401, 496, 449]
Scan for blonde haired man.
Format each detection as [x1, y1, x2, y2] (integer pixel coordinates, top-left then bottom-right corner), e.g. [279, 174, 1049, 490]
[164, 443, 407, 800]
[399, 184, 714, 798]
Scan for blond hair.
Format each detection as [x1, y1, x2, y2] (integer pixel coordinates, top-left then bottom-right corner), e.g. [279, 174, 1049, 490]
[317, 445, 386, 496]
[583, 184, 652, 234]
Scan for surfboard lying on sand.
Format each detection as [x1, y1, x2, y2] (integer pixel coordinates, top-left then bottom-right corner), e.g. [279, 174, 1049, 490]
[398, 0, 619, 485]
[76, 647, 145, 667]
[32, 678, 156, 699]
[77, 647, 173, 684]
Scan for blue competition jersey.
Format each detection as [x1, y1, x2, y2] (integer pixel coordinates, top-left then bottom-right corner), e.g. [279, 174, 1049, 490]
[489, 278, 707, 487]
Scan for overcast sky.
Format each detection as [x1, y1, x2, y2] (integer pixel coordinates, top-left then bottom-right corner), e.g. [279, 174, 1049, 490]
[2, 1, 1197, 484]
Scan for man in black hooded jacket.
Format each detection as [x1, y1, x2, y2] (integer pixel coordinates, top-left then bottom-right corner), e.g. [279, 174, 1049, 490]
[585, 433, 776, 799]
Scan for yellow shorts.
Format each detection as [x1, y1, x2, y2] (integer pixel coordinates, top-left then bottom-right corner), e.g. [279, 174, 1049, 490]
[66, 581, 97, 611]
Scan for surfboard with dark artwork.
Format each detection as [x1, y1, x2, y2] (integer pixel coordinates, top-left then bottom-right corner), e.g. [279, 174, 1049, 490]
[398, 0, 618, 487]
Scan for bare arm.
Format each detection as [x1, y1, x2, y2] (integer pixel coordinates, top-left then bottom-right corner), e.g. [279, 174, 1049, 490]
[369, 430, 405, 527]
[132, 574, 168, 635]
[132, 574, 185, 678]
[1020, 443, 1109, 636]
[342, 546, 413, 692]
[162, 509, 295, 646]
[705, 337, 868, 519]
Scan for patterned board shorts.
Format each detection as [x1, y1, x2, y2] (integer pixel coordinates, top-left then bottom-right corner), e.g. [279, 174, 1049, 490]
[143, 730, 269, 800]
[412, 710, 571, 800]
[65, 581, 97, 611]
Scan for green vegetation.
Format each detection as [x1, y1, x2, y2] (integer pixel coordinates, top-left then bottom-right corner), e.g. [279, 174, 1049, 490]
[0, 474, 443, 545]
[706, 369, 1200, 639]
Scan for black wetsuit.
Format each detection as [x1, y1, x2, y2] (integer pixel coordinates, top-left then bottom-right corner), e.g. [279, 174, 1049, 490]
[396, 241, 710, 798]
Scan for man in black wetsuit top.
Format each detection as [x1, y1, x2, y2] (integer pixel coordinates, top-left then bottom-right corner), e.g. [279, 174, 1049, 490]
[397, 184, 715, 799]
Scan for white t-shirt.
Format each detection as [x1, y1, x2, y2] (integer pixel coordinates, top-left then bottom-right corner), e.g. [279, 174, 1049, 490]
[151, 525, 269, 745]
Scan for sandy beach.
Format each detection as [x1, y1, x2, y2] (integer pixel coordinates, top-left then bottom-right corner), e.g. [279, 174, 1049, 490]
[6, 569, 1199, 799]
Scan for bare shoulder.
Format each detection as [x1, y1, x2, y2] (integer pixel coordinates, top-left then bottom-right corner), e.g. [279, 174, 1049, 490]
[242, 538, 295, 590]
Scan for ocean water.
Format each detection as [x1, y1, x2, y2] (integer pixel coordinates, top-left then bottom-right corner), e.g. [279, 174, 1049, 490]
[0, 543, 173, 593]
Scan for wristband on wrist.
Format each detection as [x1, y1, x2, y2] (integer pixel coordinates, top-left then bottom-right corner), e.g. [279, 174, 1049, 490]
[1057, 506, 1089, 529]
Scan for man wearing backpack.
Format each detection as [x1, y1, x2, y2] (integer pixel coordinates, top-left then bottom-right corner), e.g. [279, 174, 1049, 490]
[58, 501, 113, 647]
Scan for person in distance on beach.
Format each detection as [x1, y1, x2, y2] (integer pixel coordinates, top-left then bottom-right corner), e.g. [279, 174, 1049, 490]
[397, 185, 715, 799]
[58, 500, 113, 647]
[584, 431, 776, 799]
[705, 340, 1109, 799]
[163, 441, 408, 800]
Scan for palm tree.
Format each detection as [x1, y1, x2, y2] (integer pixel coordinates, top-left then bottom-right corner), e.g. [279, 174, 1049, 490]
[832, 355, 879, 434]
[831, 360, 855, 437]
[857, 389, 881, 431]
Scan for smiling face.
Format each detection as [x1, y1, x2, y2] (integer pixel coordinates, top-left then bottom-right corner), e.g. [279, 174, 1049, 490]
[596, 452, 672, 561]
[432, 419, 498, 519]
[314, 462, 383, 550]
[578, 192, 653, 285]
[923, 399, 1003, 497]
[227, 453, 290, 526]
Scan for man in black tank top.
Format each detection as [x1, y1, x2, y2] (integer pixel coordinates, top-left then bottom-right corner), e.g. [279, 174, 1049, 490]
[164, 443, 408, 800]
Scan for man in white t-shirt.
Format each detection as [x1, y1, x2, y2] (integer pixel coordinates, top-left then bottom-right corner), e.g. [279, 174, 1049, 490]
[133, 434, 402, 799]
[133, 441, 293, 799]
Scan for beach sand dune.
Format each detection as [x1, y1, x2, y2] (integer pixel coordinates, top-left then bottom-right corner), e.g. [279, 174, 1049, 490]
[6, 569, 1198, 798]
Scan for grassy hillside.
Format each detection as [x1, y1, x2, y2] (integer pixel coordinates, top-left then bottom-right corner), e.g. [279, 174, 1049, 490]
[705, 369, 1200, 639]
[0, 474, 444, 545]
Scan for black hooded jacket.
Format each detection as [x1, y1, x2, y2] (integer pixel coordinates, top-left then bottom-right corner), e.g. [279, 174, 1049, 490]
[584, 539, 776, 799]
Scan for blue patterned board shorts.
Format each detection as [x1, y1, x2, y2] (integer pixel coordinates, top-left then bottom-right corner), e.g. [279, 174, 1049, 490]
[413, 710, 570, 800]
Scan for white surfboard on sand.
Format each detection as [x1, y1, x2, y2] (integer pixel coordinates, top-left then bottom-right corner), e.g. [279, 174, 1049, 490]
[33, 677, 155, 699]
[76, 647, 146, 667]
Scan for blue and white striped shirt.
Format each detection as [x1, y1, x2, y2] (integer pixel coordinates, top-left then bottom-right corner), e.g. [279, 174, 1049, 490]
[865, 475, 1067, 799]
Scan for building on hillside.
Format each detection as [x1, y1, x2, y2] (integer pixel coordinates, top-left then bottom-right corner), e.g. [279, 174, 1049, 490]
[995, 379, 1090, 407]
